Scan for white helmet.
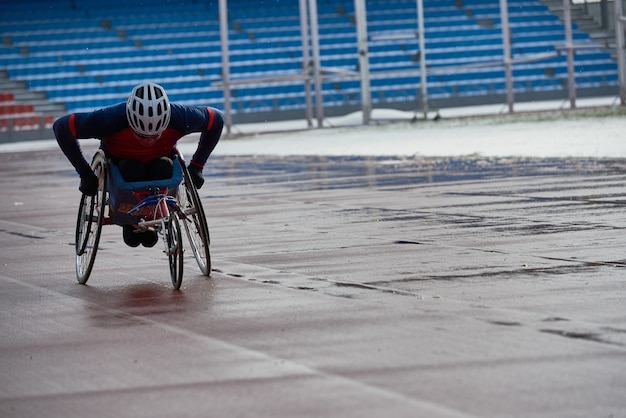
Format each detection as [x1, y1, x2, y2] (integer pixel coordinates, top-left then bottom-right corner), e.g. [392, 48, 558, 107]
[126, 81, 171, 139]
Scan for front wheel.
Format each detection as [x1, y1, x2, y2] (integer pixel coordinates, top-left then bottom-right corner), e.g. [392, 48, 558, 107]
[75, 152, 107, 284]
[166, 214, 184, 290]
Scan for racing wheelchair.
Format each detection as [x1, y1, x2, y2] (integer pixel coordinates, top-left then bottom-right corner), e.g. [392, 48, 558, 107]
[74, 149, 211, 289]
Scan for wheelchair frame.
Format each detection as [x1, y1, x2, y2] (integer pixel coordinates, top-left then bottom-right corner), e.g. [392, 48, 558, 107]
[74, 149, 211, 289]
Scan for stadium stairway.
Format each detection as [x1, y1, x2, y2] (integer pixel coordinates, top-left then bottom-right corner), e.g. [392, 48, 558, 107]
[538, 0, 618, 57]
[0, 0, 620, 130]
[0, 71, 63, 142]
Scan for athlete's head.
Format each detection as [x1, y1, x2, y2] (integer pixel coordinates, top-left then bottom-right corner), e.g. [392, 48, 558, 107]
[126, 81, 171, 145]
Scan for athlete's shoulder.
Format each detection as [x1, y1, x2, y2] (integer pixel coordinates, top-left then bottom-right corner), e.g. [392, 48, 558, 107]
[57, 102, 127, 139]
[170, 103, 206, 118]
[169, 103, 210, 132]
[75, 102, 128, 135]
[94, 102, 127, 121]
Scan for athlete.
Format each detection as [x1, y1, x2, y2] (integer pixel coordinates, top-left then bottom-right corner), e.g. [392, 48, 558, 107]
[53, 81, 224, 248]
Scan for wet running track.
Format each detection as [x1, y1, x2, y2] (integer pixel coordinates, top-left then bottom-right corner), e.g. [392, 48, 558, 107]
[1, 143, 625, 417]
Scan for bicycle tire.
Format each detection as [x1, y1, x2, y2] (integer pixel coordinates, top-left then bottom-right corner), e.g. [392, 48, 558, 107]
[166, 213, 184, 289]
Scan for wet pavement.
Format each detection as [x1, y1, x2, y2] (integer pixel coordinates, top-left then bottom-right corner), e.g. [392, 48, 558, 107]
[1, 144, 626, 417]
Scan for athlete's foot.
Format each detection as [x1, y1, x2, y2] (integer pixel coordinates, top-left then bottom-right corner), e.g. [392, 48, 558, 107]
[122, 225, 141, 247]
[141, 230, 158, 248]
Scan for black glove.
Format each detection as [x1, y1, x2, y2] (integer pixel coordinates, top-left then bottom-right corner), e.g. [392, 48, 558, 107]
[187, 164, 205, 189]
[79, 171, 99, 196]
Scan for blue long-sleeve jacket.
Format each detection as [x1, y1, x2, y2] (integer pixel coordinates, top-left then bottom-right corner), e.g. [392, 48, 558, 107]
[53, 102, 224, 177]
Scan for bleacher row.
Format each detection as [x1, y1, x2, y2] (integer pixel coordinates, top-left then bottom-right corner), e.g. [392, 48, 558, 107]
[0, 0, 620, 125]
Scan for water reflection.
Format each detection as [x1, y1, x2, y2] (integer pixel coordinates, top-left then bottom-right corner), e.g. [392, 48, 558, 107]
[208, 155, 626, 191]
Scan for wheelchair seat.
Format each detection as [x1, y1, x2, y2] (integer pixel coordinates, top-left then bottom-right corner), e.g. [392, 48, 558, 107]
[107, 157, 183, 225]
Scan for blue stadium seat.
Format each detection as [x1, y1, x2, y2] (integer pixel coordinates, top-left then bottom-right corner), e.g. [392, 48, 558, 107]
[0, 0, 619, 115]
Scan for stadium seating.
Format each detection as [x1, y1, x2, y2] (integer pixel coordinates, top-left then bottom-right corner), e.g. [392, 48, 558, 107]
[0, 0, 619, 122]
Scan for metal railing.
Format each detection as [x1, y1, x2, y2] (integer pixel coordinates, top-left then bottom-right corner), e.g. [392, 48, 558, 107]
[213, 0, 625, 132]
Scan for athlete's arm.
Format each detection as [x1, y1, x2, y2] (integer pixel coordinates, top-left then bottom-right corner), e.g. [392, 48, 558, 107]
[53, 104, 127, 177]
[170, 104, 224, 169]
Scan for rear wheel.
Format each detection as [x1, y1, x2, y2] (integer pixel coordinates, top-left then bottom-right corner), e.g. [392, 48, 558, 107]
[178, 163, 211, 275]
[75, 152, 107, 284]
